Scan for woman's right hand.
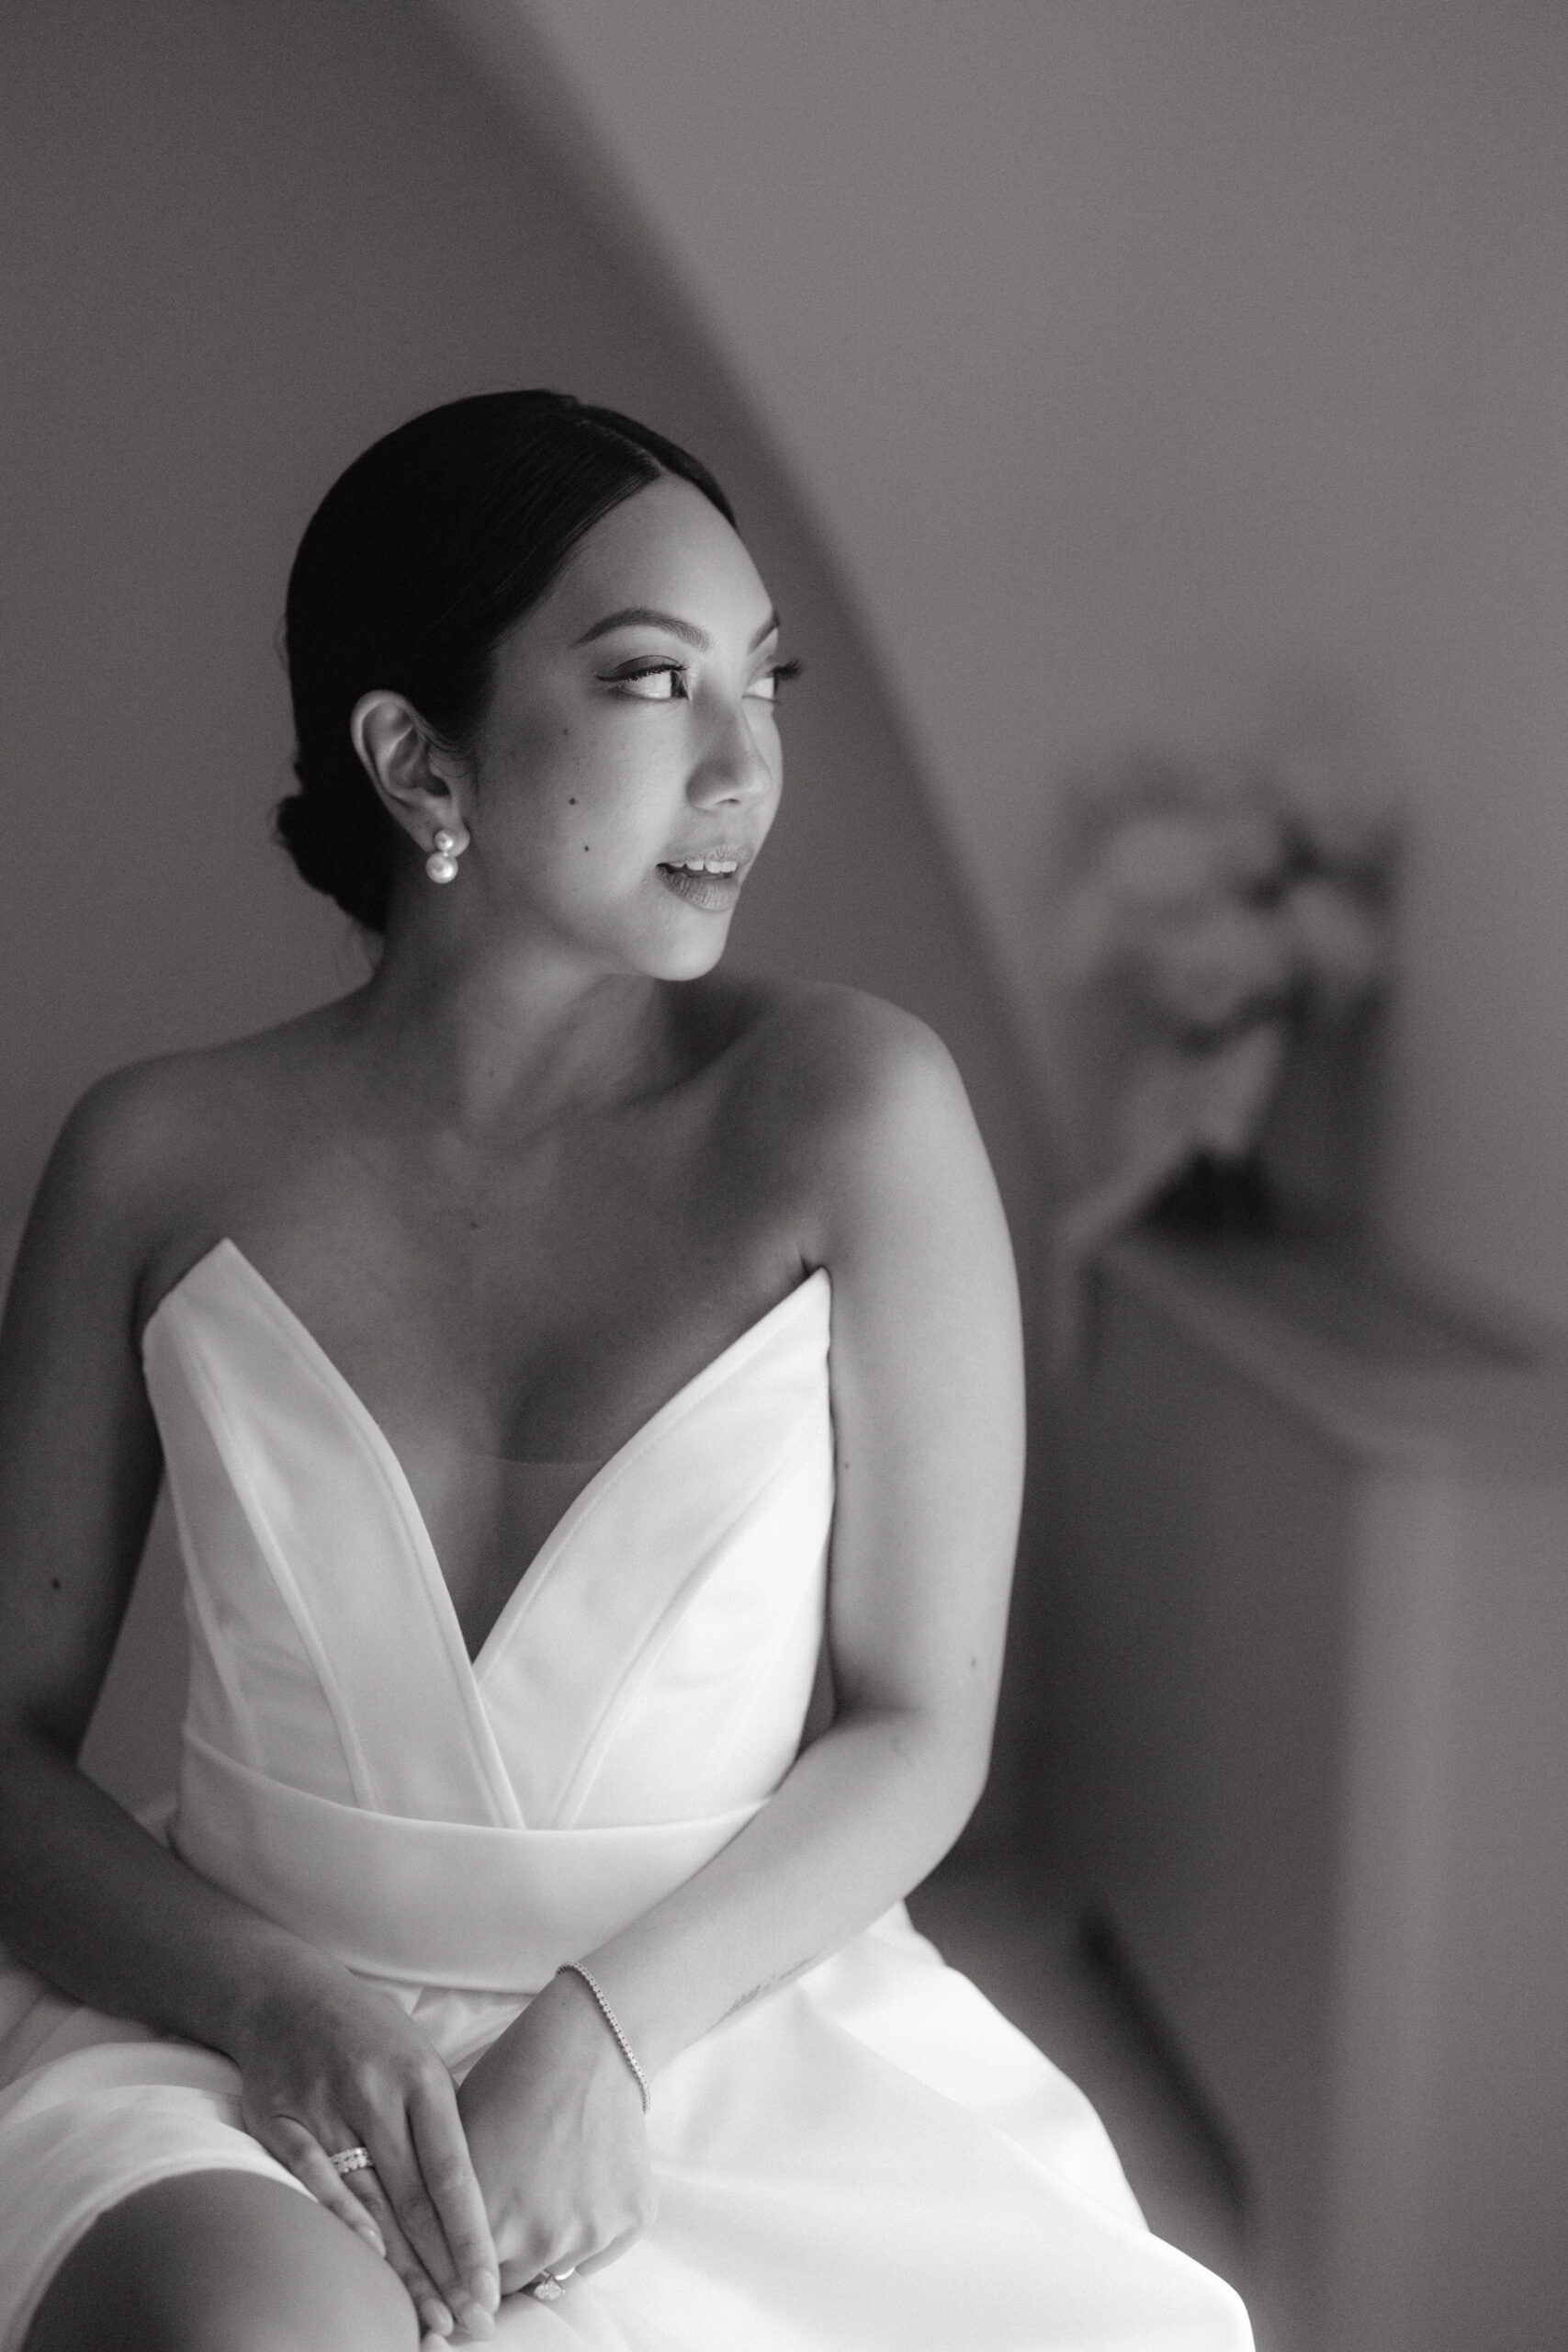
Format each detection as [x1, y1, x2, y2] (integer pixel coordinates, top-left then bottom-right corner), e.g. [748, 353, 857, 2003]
[231, 1958, 500, 2341]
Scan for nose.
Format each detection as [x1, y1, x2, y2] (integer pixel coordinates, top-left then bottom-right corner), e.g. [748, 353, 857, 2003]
[687, 695, 776, 811]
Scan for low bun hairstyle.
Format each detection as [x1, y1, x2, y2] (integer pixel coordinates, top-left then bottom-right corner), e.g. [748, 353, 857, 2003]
[276, 390, 736, 931]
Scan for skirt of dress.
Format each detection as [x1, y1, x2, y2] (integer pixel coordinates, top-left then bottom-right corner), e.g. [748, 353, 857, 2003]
[0, 1905, 1251, 2352]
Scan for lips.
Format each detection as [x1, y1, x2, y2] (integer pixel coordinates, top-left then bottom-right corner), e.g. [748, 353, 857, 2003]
[656, 846, 752, 912]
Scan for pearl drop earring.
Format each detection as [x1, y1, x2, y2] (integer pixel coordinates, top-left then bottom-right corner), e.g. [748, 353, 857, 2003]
[425, 827, 464, 885]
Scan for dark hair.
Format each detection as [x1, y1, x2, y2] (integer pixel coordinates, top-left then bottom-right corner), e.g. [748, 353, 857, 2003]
[276, 390, 736, 930]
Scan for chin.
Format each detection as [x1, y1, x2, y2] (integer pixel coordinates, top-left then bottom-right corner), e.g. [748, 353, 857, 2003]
[646, 924, 733, 983]
[585, 904, 734, 984]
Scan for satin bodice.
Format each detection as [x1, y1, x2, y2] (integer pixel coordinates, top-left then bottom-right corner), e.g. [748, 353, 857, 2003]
[139, 1241, 833, 2002]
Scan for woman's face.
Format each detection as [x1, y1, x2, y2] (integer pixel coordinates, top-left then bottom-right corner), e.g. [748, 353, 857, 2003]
[455, 476, 790, 981]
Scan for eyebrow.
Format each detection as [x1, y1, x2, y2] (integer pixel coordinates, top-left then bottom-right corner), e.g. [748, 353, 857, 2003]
[573, 605, 782, 653]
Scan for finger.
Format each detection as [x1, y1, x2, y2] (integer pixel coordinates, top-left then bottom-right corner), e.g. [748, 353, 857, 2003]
[406, 2072, 501, 2325]
[521, 2263, 580, 2306]
[502, 2188, 653, 2293]
[575, 2225, 645, 2277]
[354, 2109, 479, 2334]
[344, 2164, 464, 2342]
[358, 2180, 482, 2343]
[505, 2228, 638, 2295]
[271, 2117, 389, 2257]
[255, 2116, 387, 2260]
[256, 2116, 452, 2335]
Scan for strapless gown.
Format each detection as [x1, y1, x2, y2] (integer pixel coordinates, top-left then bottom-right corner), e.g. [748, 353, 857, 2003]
[0, 1240, 1251, 2349]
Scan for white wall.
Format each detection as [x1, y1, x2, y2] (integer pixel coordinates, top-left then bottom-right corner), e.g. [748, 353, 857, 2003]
[491, 0, 1568, 1324]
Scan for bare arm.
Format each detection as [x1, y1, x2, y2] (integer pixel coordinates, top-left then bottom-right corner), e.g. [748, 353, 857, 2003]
[460, 1001, 1024, 2277]
[0, 1074, 499, 2338]
[585, 1005, 1024, 2048]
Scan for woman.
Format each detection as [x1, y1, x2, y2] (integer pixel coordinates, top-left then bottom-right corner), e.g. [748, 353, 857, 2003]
[0, 392, 1251, 2350]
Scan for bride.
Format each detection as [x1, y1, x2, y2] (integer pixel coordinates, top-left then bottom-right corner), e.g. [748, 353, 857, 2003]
[0, 391, 1251, 2351]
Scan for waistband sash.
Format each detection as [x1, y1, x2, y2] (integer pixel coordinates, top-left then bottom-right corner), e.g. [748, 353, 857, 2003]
[175, 1734, 760, 1995]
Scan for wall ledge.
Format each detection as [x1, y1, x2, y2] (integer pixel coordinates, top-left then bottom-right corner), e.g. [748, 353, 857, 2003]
[1097, 1219, 1568, 1478]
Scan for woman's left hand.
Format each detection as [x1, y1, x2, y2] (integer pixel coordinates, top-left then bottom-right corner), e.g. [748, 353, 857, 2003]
[456, 1968, 656, 2301]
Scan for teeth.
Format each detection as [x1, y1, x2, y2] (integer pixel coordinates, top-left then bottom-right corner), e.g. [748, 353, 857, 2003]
[670, 858, 738, 874]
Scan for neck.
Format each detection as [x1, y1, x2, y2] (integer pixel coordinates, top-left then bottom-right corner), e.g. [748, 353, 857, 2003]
[348, 899, 676, 1136]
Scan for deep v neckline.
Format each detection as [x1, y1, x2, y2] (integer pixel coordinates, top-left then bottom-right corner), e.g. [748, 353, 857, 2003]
[145, 1238, 829, 1676]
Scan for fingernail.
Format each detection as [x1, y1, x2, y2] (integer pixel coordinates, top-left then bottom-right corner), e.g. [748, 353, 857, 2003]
[359, 2221, 386, 2256]
[470, 2267, 499, 2309]
[460, 2308, 496, 2341]
[420, 2301, 454, 2337]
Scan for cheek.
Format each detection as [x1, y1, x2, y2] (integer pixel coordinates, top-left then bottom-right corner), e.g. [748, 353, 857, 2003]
[539, 776, 667, 899]
[481, 707, 678, 893]
[568, 753, 678, 865]
[493, 722, 610, 857]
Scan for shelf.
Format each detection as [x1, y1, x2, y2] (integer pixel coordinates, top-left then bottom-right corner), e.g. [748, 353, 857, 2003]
[1098, 1220, 1568, 1478]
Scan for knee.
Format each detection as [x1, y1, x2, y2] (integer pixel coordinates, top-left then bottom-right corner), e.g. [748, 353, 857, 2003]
[218, 2273, 420, 2352]
[167, 2227, 422, 2352]
[27, 2172, 420, 2352]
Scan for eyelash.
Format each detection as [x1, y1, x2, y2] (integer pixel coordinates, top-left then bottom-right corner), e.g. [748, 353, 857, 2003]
[604, 656, 805, 702]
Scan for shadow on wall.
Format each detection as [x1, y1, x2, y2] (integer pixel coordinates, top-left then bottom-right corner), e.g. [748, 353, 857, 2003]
[0, 2, 1050, 1826]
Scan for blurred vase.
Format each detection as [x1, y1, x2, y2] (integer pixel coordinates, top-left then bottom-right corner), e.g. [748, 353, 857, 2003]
[1145, 1146, 1280, 1238]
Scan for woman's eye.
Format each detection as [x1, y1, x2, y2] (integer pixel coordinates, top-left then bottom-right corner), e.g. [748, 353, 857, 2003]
[748, 658, 804, 704]
[605, 661, 687, 701]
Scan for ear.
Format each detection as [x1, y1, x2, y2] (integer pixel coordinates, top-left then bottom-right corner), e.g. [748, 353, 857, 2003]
[350, 691, 470, 854]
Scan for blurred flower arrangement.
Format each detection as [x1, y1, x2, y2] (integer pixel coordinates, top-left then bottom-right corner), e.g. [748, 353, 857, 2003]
[1049, 732, 1402, 1374]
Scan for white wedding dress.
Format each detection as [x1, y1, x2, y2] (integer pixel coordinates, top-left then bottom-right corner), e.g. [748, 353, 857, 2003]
[0, 1239, 1251, 2349]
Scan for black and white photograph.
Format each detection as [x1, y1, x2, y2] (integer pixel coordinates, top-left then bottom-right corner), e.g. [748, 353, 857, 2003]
[1, 7, 1563, 2349]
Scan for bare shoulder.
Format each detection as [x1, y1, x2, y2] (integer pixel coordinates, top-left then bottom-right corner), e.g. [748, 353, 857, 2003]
[708, 980, 984, 1257]
[17, 1007, 348, 1323]
[40, 1023, 301, 1221]
[727, 979, 967, 1137]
